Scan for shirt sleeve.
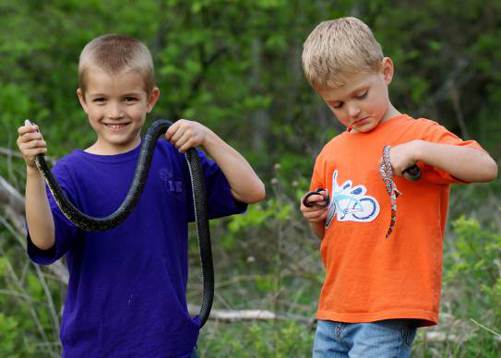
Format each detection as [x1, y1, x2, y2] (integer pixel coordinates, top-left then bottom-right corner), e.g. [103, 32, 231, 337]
[415, 119, 485, 185]
[27, 161, 80, 265]
[184, 149, 247, 222]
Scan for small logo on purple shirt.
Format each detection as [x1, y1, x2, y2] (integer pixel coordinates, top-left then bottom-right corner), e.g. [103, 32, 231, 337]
[159, 168, 183, 193]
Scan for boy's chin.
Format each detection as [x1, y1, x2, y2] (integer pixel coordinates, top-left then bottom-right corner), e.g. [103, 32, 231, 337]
[350, 120, 379, 133]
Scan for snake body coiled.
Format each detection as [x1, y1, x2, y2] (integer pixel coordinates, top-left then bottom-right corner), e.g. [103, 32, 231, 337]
[34, 119, 214, 327]
[379, 145, 421, 238]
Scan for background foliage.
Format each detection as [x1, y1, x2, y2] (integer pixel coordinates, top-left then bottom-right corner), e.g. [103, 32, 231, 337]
[1, 0, 499, 356]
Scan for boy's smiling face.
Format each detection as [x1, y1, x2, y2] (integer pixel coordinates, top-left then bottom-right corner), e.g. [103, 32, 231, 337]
[77, 67, 160, 154]
[316, 57, 398, 133]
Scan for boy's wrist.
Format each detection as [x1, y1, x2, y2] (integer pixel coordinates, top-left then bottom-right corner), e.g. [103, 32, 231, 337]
[200, 127, 218, 150]
[26, 165, 42, 178]
[310, 221, 325, 239]
[411, 139, 426, 162]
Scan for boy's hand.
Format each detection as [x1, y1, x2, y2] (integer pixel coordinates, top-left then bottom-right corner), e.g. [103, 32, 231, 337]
[386, 140, 421, 177]
[165, 119, 209, 153]
[300, 191, 328, 224]
[17, 121, 47, 169]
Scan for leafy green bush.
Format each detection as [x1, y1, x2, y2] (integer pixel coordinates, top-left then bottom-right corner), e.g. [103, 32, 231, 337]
[441, 216, 500, 355]
[198, 320, 314, 357]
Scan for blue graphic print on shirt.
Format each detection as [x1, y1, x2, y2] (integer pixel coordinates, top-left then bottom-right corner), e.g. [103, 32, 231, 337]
[326, 170, 380, 227]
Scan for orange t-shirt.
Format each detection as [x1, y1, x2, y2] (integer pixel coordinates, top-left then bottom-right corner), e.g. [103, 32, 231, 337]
[310, 114, 483, 326]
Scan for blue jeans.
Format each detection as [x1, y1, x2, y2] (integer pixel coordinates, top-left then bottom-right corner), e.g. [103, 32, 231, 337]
[313, 319, 417, 358]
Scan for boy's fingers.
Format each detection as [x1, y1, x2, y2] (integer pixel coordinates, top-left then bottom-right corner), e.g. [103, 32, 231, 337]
[179, 130, 201, 149]
[179, 138, 199, 153]
[18, 125, 40, 136]
[18, 132, 43, 144]
[23, 120, 40, 132]
[18, 126, 34, 135]
[303, 196, 328, 209]
[167, 125, 185, 144]
[178, 141, 193, 153]
[308, 196, 327, 204]
[166, 120, 189, 138]
[20, 137, 46, 150]
[34, 140, 46, 148]
[307, 212, 327, 223]
[165, 122, 178, 140]
[169, 128, 200, 152]
[26, 132, 43, 140]
[302, 207, 327, 219]
[175, 130, 191, 145]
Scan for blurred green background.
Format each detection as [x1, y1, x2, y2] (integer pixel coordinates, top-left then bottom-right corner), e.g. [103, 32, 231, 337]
[1, 0, 499, 356]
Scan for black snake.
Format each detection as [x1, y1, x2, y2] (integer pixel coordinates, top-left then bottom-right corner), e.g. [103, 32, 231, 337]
[29, 119, 214, 327]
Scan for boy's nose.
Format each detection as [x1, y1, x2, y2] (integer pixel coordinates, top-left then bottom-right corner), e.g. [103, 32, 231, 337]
[107, 104, 124, 119]
[347, 103, 361, 118]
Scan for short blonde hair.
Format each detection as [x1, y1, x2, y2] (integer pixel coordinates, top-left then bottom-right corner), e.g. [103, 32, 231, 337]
[78, 34, 156, 94]
[302, 17, 384, 88]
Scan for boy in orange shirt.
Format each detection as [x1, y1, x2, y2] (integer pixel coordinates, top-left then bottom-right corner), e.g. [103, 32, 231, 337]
[300, 17, 497, 357]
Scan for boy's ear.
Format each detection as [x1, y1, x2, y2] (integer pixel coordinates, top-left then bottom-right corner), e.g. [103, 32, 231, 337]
[147, 87, 160, 113]
[76, 88, 89, 113]
[381, 57, 394, 85]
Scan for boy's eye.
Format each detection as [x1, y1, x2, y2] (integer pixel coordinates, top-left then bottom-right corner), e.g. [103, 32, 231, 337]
[92, 98, 106, 103]
[331, 102, 343, 109]
[125, 96, 138, 102]
[356, 91, 368, 99]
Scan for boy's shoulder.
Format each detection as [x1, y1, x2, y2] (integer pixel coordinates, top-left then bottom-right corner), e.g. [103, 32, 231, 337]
[408, 116, 445, 131]
[402, 116, 458, 141]
[384, 114, 446, 135]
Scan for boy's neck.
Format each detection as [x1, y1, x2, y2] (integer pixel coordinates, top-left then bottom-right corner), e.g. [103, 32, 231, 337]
[85, 138, 141, 155]
[382, 104, 401, 123]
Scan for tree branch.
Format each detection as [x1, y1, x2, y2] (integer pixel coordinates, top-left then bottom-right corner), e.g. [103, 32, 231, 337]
[0, 174, 69, 284]
[0, 175, 25, 217]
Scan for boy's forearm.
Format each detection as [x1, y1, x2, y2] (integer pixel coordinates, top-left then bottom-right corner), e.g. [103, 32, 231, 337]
[415, 141, 498, 183]
[202, 130, 265, 203]
[310, 221, 325, 239]
[25, 167, 55, 250]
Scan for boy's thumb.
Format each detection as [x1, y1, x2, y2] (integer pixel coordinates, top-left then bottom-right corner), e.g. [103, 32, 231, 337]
[24, 119, 39, 131]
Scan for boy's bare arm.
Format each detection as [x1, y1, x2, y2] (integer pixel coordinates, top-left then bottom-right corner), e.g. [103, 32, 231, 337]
[165, 120, 266, 203]
[25, 168, 56, 249]
[308, 222, 325, 239]
[17, 123, 55, 250]
[390, 140, 498, 183]
[199, 130, 266, 203]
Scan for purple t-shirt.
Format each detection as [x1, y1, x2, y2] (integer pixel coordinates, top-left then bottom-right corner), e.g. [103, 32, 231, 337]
[27, 140, 246, 357]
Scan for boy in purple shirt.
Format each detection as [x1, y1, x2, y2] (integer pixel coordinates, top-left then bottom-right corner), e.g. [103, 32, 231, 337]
[17, 34, 265, 357]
